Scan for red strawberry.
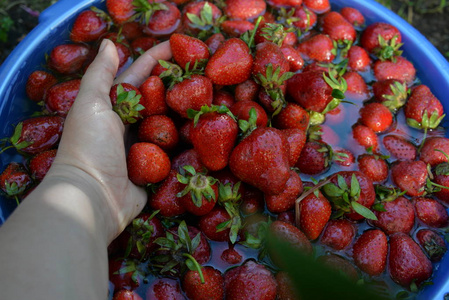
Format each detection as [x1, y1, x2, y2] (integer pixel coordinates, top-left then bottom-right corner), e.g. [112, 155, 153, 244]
[269, 220, 313, 256]
[131, 37, 158, 55]
[205, 33, 226, 54]
[404, 85, 444, 131]
[127, 142, 171, 186]
[183, 266, 224, 300]
[297, 34, 335, 63]
[303, 0, 331, 14]
[414, 197, 449, 228]
[372, 79, 408, 111]
[106, 0, 136, 24]
[178, 118, 194, 143]
[298, 190, 332, 240]
[199, 207, 233, 242]
[391, 160, 428, 197]
[389, 233, 432, 287]
[265, 170, 303, 213]
[3, 116, 64, 155]
[190, 106, 238, 171]
[347, 45, 371, 72]
[224, 0, 266, 20]
[352, 229, 388, 276]
[220, 20, 255, 37]
[224, 260, 277, 300]
[291, 6, 317, 31]
[295, 141, 331, 175]
[280, 45, 304, 72]
[146, 278, 185, 300]
[121, 21, 143, 41]
[267, 0, 302, 7]
[171, 149, 204, 173]
[138, 115, 179, 151]
[372, 196, 415, 235]
[239, 185, 264, 215]
[420, 137, 449, 167]
[317, 254, 359, 281]
[352, 123, 379, 151]
[382, 135, 417, 161]
[361, 22, 402, 59]
[213, 90, 235, 108]
[275, 271, 300, 300]
[108, 258, 142, 292]
[357, 154, 389, 183]
[253, 41, 290, 80]
[230, 101, 268, 128]
[373, 56, 416, 85]
[205, 38, 253, 85]
[343, 71, 369, 100]
[221, 247, 242, 265]
[149, 170, 186, 217]
[139, 75, 168, 117]
[333, 148, 355, 167]
[320, 219, 356, 250]
[25, 70, 58, 102]
[166, 75, 213, 118]
[28, 149, 57, 181]
[234, 79, 260, 102]
[340, 7, 365, 27]
[0, 162, 32, 203]
[109, 83, 144, 124]
[282, 128, 307, 167]
[416, 229, 447, 262]
[102, 32, 132, 69]
[170, 33, 210, 70]
[272, 103, 309, 131]
[45, 79, 81, 117]
[48, 43, 90, 75]
[143, 2, 181, 37]
[182, 1, 222, 36]
[70, 9, 109, 43]
[229, 127, 290, 195]
[112, 290, 143, 300]
[322, 11, 356, 43]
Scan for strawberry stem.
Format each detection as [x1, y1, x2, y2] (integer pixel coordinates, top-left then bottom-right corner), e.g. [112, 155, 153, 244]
[0, 145, 14, 154]
[295, 178, 331, 227]
[418, 128, 428, 152]
[182, 253, 205, 283]
[247, 16, 263, 50]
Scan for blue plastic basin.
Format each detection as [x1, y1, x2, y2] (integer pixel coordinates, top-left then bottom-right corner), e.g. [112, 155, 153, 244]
[0, 0, 448, 298]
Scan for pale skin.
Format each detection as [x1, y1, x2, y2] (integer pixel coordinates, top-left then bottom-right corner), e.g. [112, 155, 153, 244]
[0, 39, 172, 300]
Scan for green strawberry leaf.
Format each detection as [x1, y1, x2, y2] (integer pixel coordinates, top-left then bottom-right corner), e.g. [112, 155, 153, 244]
[351, 201, 378, 220]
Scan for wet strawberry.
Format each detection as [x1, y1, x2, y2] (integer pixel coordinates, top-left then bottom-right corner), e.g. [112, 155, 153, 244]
[372, 196, 414, 235]
[139, 75, 168, 117]
[373, 56, 416, 85]
[382, 135, 417, 161]
[280, 45, 304, 72]
[416, 229, 447, 262]
[282, 128, 307, 167]
[149, 170, 186, 217]
[45, 79, 81, 117]
[361, 22, 402, 59]
[25, 70, 58, 102]
[267, 0, 302, 8]
[320, 219, 356, 250]
[420, 137, 449, 167]
[343, 71, 369, 100]
[170, 33, 210, 70]
[414, 197, 449, 228]
[182, 1, 222, 36]
[106, 0, 136, 24]
[347, 46, 371, 72]
[183, 266, 224, 300]
[131, 37, 158, 55]
[109, 258, 142, 292]
[121, 21, 143, 41]
[205, 33, 226, 54]
[48, 43, 90, 75]
[298, 190, 332, 240]
[220, 20, 255, 37]
[372, 79, 408, 111]
[333, 148, 355, 167]
[352, 229, 388, 276]
[290, 6, 317, 31]
[112, 290, 143, 300]
[303, 0, 331, 14]
[272, 103, 309, 131]
[0, 162, 32, 204]
[269, 220, 313, 257]
[391, 160, 428, 197]
[234, 79, 260, 102]
[138, 115, 179, 151]
[143, 2, 181, 37]
[295, 141, 331, 175]
[357, 154, 389, 183]
[230, 101, 268, 128]
[145, 278, 185, 300]
[28, 149, 57, 182]
[70, 9, 109, 43]
[297, 34, 335, 63]
[340, 7, 365, 27]
[109, 83, 144, 124]
[322, 11, 356, 43]
[171, 149, 204, 173]
[224, 0, 266, 20]
[199, 207, 233, 242]
[221, 247, 243, 265]
[265, 170, 303, 213]
[352, 123, 379, 151]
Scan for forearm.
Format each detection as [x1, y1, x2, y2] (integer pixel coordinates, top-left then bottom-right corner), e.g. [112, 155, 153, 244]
[0, 167, 111, 300]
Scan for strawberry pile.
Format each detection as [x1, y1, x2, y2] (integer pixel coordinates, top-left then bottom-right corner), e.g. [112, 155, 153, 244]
[1, 0, 449, 299]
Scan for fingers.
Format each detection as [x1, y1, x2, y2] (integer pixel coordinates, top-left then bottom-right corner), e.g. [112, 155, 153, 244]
[114, 41, 172, 87]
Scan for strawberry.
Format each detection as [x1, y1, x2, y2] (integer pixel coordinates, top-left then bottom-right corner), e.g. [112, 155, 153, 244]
[0, 162, 32, 204]
[269, 220, 313, 257]
[149, 170, 186, 217]
[127, 142, 171, 186]
[220, 20, 255, 37]
[372, 196, 414, 235]
[352, 123, 379, 151]
[372, 79, 408, 111]
[224, 0, 266, 20]
[2, 116, 64, 155]
[108, 258, 142, 292]
[112, 290, 143, 300]
[333, 148, 355, 167]
[47, 43, 90, 75]
[182, 1, 222, 37]
[297, 34, 336, 63]
[352, 229, 388, 276]
[340, 7, 365, 27]
[138, 115, 179, 151]
[205, 38, 253, 85]
[233, 79, 260, 103]
[320, 219, 356, 250]
[109, 83, 144, 124]
[382, 135, 417, 161]
[303, 0, 331, 14]
[267, 0, 303, 8]
[170, 33, 210, 71]
[171, 149, 204, 173]
[45, 79, 81, 117]
[145, 278, 185, 300]
[360, 22, 402, 59]
[142, 2, 181, 37]
[178, 120, 194, 145]
[391, 160, 428, 197]
[276, 271, 300, 300]
[343, 71, 369, 100]
[131, 37, 158, 55]
[166, 75, 213, 118]
[295, 141, 331, 175]
[213, 90, 235, 108]
[25, 70, 58, 102]
[198, 207, 233, 242]
[357, 154, 389, 183]
[322, 11, 356, 43]
[230, 101, 268, 128]
[290, 6, 317, 31]
[224, 260, 277, 300]
[183, 266, 224, 300]
[205, 33, 225, 54]
[70, 9, 109, 43]
[298, 190, 332, 240]
[404, 85, 445, 131]
[420, 137, 449, 167]
[221, 247, 242, 265]
[388, 233, 432, 288]
[139, 75, 168, 117]
[373, 56, 416, 85]
[189, 106, 238, 171]
[347, 46, 371, 72]
[272, 103, 309, 131]
[102, 33, 133, 69]
[414, 197, 449, 228]
[282, 128, 307, 166]
[239, 185, 264, 215]
[106, 0, 136, 24]
[121, 21, 143, 41]
[28, 149, 57, 182]
[229, 127, 290, 195]
[266, 170, 303, 213]
[416, 229, 447, 262]
[317, 254, 359, 281]
[280, 45, 304, 72]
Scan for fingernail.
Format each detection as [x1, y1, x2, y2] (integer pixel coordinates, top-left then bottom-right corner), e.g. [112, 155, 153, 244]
[99, 39, 109, 53]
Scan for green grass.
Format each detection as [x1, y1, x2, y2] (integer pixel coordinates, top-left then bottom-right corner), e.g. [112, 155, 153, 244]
[376, 0, 449, 23]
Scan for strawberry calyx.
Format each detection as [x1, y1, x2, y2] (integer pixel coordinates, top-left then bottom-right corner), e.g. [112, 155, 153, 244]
[160, 60, 206, 89]
[115, 258, 146, 284]
[90, 6, 113, 29]
[132, 0, 168, 25]
[376, 34, 403, 62]
[216, 181, 243, 244]
[186, 2, 225, 40]
[407, 109, 445, 130]
[113, 84, 144, 124]
[321, 68, 349, 116]
[434, 150, 449, 176]
[382, 81, 409, 111]
[240, 219, 271, 259]
[238, 107, 258, 139]
[422, 236, 447, 261]
[276, 7, 306, 38]
[372, 185, 406, 212]
[176, 165, 217, 207]
[124, 210, 159, 260]
[9, 122, 33, 151]
[260, 23, 292, 46]
[187, 105, 236, 127]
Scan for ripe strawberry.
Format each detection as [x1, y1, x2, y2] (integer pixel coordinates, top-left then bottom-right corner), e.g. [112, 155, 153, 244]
[347, 45, 371, 72]
[297, 34, 336, 63]
[372, 79, 408, 111]
[121, 21, 143, 41]
[320, 219, 356, 250]
[340, 7, 365, 27]
[373, 56, 416, 85]
[372, 196, 414, 235]
[357, 154, 389, 183]
[70, 9, 109, 43]
[213, 90, 235, 108]
[322, 11, 356, 43]
[142, 2, 181, 36]
[352, 123, 379, 151]
[138, 115, 179, 151]
[229, 127, 290, 195]
[183, 266, 224, 300]
[234, 80, 259, 103]
[106, 0, 136, 24]
[131, 37, 158, 55]
[303, 0, 331, 14]
[224, 260, 277, 300]
[361, 22, 402, 59]
[139, 75, 168, 117]
[45, 79, 81, 117]
[343, 71, 369, 100]
[416, 229, 447, 262]
[333, 147, 355, 167]
[182, 1, 222, 36]
[253, 41, 290, 80]
[317, 254, 359, 281]
[267, 0, 302, 8]
[224, 0, 266, 20]
[112, 290, 143, 300]
[230, 101, 268, 128]
[272, 103, 309, 131]
[269, 220, 313, 256]
[199, 207, 233, 242]
[295, 141, 331, 175]
[145, 278, 185, 300]
[109, 83, 144, 124]
[298, 190, 332, 240]
[109, 258, 142, 292]
[404, 85, 444, 131]
[221, 247, 242, 265]
[149, 170, 186, 217]
[48, 43, 90, 75]
[391, 160, 428, 197]
[190, 106, 238, 171]
[239, 185, 264, 215]
[0, 162, 32, 204]
[420, 137, 449, 167]
[382, 135, 417, 161]
[266, 170, 303, 213]
[127, 142, 171, 186]
[276, 271, 300, 300]
[414, 197, 449, 228]
[205, 33, 225, 54]
[352, 229, 388, 276]
[282, 128, 307, 166]
[2, 116, 64, 155]
[166, 75, 213, 118]
[220, 20, 255, 37]
[25, 70, 58, 102]
[28, 149, 57, 181]
[291, 6, 317, 31]
[388, 233, 432, 287]
[171, 149, 204, 173]
[170, 33, 210, 70]
[102, 33, 132, 69]
[280, 45, 304, 72]
[205, 38, 253, 85]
